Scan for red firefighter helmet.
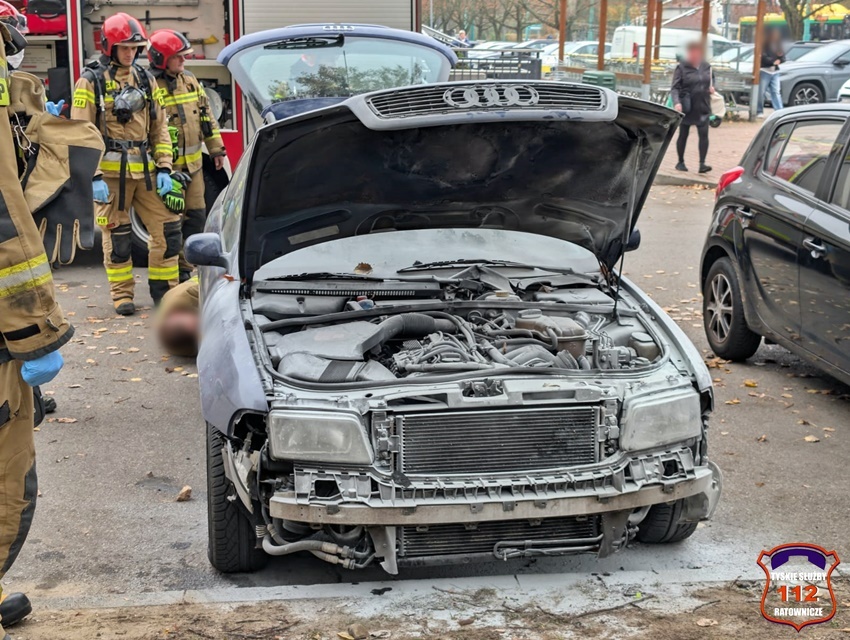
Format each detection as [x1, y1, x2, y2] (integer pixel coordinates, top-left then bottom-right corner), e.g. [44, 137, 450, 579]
[147, 29, 193, 70]
[0, 0, 27, 35]
[100, 12, 148, 57]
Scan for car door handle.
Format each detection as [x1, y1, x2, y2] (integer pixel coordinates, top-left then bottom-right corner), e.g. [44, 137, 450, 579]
[736, 206, 755, 219]
[803, 237, 827, 259]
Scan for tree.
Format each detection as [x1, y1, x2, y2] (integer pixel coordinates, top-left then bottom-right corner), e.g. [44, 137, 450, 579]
[774, 0, 844, 41]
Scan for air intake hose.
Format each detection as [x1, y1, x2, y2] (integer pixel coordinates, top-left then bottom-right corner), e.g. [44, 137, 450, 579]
[376, 313, 456, 341]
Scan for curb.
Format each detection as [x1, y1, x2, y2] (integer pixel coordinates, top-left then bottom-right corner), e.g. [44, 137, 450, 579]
[654, 173, 716, 188]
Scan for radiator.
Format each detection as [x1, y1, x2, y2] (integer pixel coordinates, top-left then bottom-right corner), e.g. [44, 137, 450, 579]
[398, 406, 599, 475]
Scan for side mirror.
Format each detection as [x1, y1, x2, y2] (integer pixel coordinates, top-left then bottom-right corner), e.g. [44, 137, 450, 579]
[835, 58, 850, 67]
[625, 228, 641, 252]
[184, 233, 229, 270]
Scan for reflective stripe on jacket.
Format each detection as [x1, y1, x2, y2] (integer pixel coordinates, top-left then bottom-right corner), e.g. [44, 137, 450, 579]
[155, 70, 225, 174]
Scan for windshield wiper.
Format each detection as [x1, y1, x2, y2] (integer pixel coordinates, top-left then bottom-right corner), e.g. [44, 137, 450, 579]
[263, 272, 385, 281]
[264, 35, 343, 51]
[398, 259, 597, 281]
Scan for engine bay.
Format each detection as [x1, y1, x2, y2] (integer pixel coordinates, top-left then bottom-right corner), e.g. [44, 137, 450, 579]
[252, 269, 663, 383]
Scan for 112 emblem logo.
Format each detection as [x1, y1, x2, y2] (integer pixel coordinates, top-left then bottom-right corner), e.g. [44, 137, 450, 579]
[757, 543, 840, 632]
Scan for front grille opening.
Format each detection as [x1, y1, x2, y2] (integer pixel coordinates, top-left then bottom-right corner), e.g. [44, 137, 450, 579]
[313, 479, 339, 499]
[662, 460, 681, 479]
[400, 515, 599, 558]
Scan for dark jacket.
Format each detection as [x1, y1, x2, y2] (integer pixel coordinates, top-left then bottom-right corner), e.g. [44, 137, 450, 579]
[760, 42, 785, 71]
[671, 60, 714, 126]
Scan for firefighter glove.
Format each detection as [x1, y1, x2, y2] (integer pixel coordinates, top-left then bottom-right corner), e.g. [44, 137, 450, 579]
[157, 171, 173, 197]
[93, 178, 109, 203]
[45, 99, 64, 116]
[21, 351, 64, 387]
[161, 174, 186, 213]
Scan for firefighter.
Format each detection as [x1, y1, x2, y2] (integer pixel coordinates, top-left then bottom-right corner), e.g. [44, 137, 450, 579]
[0, 6, 73, 637]
[71, 13, 183, 315]
[148, 29, 226, 282]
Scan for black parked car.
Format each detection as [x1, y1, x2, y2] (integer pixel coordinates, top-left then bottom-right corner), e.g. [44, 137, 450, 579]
[702, 104, 850, 385]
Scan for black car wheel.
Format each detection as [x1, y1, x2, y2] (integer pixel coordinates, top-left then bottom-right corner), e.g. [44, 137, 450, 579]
[636, 500, 698, 544]
[791, 82, 824, 106]
[703, 257, 761, 361]
[207, 423, 268, 573]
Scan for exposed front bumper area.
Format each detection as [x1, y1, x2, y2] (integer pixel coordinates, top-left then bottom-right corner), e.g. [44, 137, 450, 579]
[270, 462, 720, 525]
[267, 449, 722, 573]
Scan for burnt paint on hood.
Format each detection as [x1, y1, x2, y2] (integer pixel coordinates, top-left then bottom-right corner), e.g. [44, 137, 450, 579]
[238, 94, 678, 282]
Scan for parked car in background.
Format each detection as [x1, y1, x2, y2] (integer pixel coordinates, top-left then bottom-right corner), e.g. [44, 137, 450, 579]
[778, 40, 850, 105]
[190, 33, 722, 573]
[784, 40, 831, 61]
[541, 41, 610, 74]
[702, 104, 850, 387]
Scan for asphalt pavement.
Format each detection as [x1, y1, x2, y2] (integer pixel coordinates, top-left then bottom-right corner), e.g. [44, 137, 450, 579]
[9, 185, 850, 603]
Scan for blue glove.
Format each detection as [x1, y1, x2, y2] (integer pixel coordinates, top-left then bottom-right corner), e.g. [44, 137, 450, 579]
[157, 172, 173, 197]
[93, 179, 109, 203]
[45, 99, 64, 116]
[21, 351, 64, 387]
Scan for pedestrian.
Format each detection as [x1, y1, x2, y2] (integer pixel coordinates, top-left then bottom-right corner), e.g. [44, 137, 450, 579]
[148, 29, 227, 282]
[757, 29, 784, 118]
[457, 29, 469, 45]
[0, 4, 74, 637]
[71, 12, 182, 316]
[671, 40, 715, 174]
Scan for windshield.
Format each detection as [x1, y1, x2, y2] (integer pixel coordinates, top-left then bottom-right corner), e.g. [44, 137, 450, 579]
[228, 35, 451, 109]
[796, 41, 850, 63]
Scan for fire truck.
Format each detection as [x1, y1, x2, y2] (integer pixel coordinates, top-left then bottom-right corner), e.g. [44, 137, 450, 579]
[14, 0, 421, 163]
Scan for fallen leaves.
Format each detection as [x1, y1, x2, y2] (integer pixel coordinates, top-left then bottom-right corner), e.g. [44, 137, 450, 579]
[725, 398, 741, 405]
[176, 486, 192, 502]
[803, 435, 820, 443]
[756, 434, 768, 443]
[743, 379, 758, 388]
[696, 618, 718, 627]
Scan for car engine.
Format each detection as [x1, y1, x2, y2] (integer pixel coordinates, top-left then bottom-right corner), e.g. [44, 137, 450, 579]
[260, 302, 662, 383]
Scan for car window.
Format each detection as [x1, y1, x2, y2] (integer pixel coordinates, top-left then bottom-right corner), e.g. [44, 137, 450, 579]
[769, 120, 844, 195]
[220, 153, 252, 252]
[830, 146, 850, 210]
[765, 122, 794, 174]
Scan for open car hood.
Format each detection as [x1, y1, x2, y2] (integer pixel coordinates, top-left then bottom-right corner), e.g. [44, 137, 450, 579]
[238, 81, 680, 282]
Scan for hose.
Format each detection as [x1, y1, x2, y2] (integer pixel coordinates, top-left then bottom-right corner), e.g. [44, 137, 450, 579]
[376, 313, 456, 342]
[262, 536, 343, 557]
[479, 339, 516, 366]
[403, 362, 499, 372]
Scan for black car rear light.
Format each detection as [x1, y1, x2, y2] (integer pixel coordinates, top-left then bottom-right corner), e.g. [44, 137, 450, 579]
[716, 166, 744, 201]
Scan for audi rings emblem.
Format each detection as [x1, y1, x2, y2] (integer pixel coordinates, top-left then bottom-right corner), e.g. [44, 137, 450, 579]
[442, 85, 540, 109]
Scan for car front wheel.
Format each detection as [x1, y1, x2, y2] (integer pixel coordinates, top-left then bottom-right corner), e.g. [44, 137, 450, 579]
[703, 257, 761, 361]
[791, 82, 824, 106]
[636, 500, 697, 544]
[207, 423, 268, 573]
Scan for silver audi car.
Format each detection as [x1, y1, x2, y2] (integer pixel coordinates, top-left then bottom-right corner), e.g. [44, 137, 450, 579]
[186, 27, 721, 575]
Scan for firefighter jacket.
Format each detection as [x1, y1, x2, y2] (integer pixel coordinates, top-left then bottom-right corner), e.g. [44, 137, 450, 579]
[155, 70, 225, 174]
[0, 24, 73, 363]
[9, 70, 105, 265]
[70, 58, 173, 180]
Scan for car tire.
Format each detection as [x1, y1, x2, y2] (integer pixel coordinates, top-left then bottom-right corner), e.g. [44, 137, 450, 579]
[636, 500, 697, 544]
[703, 257, 761, 361]
[791, 82, 824, 106]
[206, 423, 268, 573]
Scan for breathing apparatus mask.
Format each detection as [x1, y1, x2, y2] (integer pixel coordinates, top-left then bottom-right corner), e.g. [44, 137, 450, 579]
[112, 85, 146, 124]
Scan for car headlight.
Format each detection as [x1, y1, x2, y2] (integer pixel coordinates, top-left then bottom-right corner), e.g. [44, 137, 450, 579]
[620, 387, 702, 451]
[267, 410, 373, 464]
